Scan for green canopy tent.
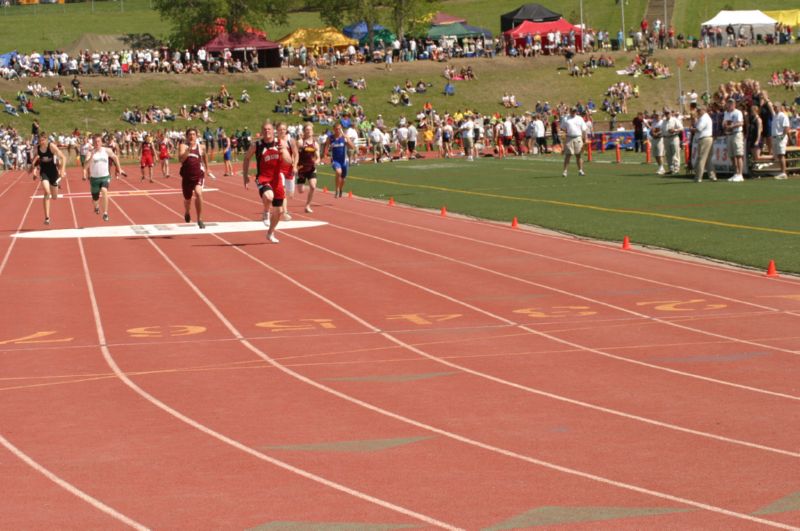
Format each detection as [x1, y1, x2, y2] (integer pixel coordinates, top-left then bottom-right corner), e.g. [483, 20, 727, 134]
[426, 22, 486, 39]
[359, 28, 396, 47]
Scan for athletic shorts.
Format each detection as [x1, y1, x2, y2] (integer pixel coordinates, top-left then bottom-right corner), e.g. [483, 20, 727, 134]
[257, 177, 285, 203]
[502, 136, 513, 147]
[141, 155, 154, 168]
[282, 173, 295, 194]
[653, 138, 665, 157]
[40, 170, 60, 187]
[181, 177, 203, 200]
[297, 170, 316, 184]
[159, 153, 169, 161]
[223, 150, 232, 161]
[90, 175, 110, 200]
[332, 160, 348, 179]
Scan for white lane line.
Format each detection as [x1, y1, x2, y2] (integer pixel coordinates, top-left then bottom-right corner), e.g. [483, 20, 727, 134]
[211, 181, 800, 401]
[0, 172, 34, 276]
[327, 200, 798, 312]
[73, 186, 460, 530]
[0, 434, 149, 530]
[0, 177, 148, 530]
[126, 179, 799, 529]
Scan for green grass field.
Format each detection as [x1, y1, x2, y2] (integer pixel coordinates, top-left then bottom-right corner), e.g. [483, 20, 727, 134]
[310, 153, 800, 274]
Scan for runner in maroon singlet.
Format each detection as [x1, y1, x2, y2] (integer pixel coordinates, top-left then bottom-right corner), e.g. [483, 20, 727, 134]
[139, 134, 155, 183]
[242, 120, 292, 244]
[178, 128, 209, 229]
[296, 123, 320, 213]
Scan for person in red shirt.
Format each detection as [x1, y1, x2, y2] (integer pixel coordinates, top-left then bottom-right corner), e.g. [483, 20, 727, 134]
[276, 122, 298, 221]
[139, 133, 155, 182]
[158, 132, 172, 178]
[242, 121, 292, 243]
[178, 128, 212, 229]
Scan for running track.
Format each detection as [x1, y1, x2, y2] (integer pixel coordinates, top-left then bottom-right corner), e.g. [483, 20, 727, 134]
[1, 164, 799, 530]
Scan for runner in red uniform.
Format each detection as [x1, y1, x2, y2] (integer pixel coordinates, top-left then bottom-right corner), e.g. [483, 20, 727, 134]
[178, 128, 210, 229]
[158, 133, 172, 179]
[296, 123, 320, 213]
[276, 122, 298, 221]
[242, 121, 292, 244]
[139, 134, 155, 182]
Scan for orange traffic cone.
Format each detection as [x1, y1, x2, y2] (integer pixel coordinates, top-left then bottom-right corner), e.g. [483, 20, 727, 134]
[511, 217, 519, 229]
[766, 260, 779, 278]
[348, 191, 353, 198]
[323, 186, 328, 193]
[441, 206, 447, 217]
[622, 235, 631, 250]
[388, 197, 395, 206]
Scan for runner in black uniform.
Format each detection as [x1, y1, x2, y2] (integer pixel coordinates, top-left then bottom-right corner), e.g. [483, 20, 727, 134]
[30, 132, 66, 225]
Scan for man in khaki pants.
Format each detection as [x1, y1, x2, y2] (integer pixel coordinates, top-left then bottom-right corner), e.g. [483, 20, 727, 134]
[663, 108, 683, 174]
[561, 107, 587, 177]
[693, 106, 716, 182]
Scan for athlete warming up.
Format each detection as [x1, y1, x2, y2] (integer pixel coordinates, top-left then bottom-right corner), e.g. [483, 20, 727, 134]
[178, 128, 213, 229]
[30, 131, 66, 225]
[324, 122, 355, 198]
[296, 123, 320, 213]
[83, 133, 123, 222]
[242, 121, 292, 243]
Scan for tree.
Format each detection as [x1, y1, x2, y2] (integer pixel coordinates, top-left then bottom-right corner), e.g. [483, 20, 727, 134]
[153, 0, 290, 48]
[389, 0, 437, 42]
[314, 0, 384, 48]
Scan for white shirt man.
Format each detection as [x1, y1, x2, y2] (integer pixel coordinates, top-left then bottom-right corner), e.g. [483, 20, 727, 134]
[662, 110, 683, 174]
[460, 117, 475, 160]
[723, 99, 745, 181]
[561, 109, 587, 176]
[772, 104, 790, 179]
[693, 108, 715, 182]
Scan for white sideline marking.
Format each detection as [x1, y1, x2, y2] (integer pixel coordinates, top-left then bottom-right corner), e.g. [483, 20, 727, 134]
[12, 220, 327, 239]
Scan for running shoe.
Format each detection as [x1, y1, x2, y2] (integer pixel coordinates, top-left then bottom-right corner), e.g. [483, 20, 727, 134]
[728, 174, 744, 182]
[304, 205, 313, 213]
[266, 232, 279, 244]
[44, 217, 50, 225]
[184, 213, 191, 223]
[102, 213, 109, 222]
[281, 212, 292, 221]
[562, 170, 568, 177]
[197, 220, 205, 229]
[262, 211, 270, 226]
[775, 173, 788, 180]
[94, 206, 100, 214]
[579, 169, 585, 176]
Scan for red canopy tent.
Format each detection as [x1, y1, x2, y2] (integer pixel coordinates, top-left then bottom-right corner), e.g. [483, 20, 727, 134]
[431, 12, 467, 25]
[203, 33, 281, 68]
[504, 19, 582, 52]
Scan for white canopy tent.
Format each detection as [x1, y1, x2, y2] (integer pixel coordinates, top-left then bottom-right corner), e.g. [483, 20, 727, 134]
[702, 10, 778, 38]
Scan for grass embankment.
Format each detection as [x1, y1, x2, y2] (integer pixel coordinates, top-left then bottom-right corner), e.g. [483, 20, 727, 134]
[1, 46, 797, 136]
[312, 154, 800, 274]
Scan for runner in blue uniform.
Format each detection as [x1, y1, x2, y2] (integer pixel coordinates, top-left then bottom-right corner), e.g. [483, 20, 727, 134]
[324, 122, 355, 198]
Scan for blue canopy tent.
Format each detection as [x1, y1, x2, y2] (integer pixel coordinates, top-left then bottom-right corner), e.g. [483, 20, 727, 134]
[343, 21, 386, 40]
[0, 51, 18, 68]
[462, 24, 493, 38]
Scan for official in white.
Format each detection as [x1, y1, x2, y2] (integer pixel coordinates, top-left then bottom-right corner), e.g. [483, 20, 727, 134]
[772, 102, 791, 180]
[692, 107, 716, 182]
[723, 98, 745, 182]
[561, 107, 587, 177]
[662, 108, 683, 174]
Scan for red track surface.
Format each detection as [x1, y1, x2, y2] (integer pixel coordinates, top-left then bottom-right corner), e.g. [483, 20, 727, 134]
[1, 164, 799, 530]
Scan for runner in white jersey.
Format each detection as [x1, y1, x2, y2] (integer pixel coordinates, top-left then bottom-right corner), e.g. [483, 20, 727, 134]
[83, 133, 123, 222]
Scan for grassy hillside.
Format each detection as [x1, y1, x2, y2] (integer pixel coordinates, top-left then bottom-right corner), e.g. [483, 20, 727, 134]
[1, 46, 796, 138]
